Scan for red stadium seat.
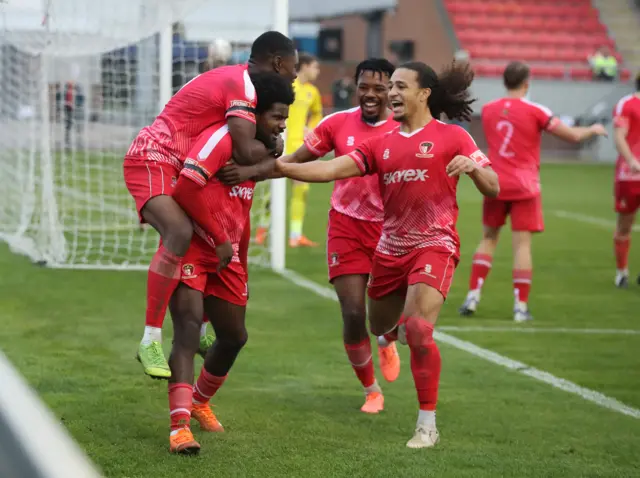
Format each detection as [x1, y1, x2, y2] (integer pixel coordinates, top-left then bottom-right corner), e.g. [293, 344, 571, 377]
[446, 0, 627, 80]
[530, 65, 566, 79]
[472, 63, 503, 78]
[569, 67, 592, 80]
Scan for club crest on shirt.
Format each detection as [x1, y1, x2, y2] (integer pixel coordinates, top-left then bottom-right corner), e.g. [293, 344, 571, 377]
[330, 252, 339, 267]
[182, 263, 196, 279]
[420, 263, 437, 279]
[416, 141, 434, 158]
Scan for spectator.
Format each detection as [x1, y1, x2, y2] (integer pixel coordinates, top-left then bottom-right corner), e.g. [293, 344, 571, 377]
[589, 46, 618, 82]
[331, 68, 355, 112]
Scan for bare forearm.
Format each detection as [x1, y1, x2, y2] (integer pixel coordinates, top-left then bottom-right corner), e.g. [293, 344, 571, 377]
[251, 158, 279, 182]
[469, 167, 499, 198]
[615, 135, 636, 164]
[278, 160, 336, 183]
[232, 140, 271, 166]
[573, 127, 597, 142]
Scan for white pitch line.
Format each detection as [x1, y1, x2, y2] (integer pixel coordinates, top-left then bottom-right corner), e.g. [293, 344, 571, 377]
[438, 326, 640, 335]
[554, 210, 640, 232]
[278, 268, 640, 420]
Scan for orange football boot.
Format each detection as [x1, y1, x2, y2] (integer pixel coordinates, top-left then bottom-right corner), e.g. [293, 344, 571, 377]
[169, 428, 200, 455]
[360, 391, 384, 414]
[191, 403, 225, 432]
[289, 235, 318, 248]
[255, 226, 268, 246]
[378, 342, 400, 382]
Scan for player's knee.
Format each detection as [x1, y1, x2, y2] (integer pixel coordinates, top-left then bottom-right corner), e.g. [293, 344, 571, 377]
[341, 304, 368, 340]
[219, 329, 248, 353]
[164, 220, 193, 256]
[482, 226, 500, 242]
[405, 316, 434, 352]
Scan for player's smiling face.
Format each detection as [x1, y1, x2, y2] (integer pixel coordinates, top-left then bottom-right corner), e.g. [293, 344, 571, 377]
[357, 70, 390, 123]
[256, 103, 289, 149]
[388, 68, 429, 122]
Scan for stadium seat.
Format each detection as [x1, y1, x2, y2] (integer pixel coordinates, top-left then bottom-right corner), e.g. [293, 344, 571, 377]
[446, 0, 627, 81]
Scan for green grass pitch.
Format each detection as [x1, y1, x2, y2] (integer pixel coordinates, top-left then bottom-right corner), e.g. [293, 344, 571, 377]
[1, 163, 640, 477]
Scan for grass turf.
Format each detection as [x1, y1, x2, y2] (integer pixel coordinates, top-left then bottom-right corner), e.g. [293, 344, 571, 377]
[1, 163, 639, 477]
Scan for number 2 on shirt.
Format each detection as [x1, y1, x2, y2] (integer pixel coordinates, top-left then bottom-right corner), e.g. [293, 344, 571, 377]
[496, 120, 515, 158]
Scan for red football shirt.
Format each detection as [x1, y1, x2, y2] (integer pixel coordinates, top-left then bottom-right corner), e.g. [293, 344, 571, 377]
[126, 64, 256, 169]
[304, 107, 397, 222]
[348, 120, 490, 258]
[482, 97, 560, 201]
[613, 94, 640, 183]
[179, 122, 256, 267]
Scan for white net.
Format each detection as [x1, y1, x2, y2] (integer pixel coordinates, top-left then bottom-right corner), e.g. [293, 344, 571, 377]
[0, 0, 281, 270]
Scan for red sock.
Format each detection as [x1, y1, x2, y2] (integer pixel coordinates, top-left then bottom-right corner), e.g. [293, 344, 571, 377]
[168, 383, 193, 431]
[513, 269, 532, 303]
[405, 317, 441, 411]
[192, 368, 227, 404]
[614, 237, 630, 270]
[344, 338, 376, 388]
[469, 253, 492, 291]
[145, 245, 182, 328]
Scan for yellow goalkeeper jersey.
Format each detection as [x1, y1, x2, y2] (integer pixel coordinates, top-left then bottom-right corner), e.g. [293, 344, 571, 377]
[285, 78, 323, 154]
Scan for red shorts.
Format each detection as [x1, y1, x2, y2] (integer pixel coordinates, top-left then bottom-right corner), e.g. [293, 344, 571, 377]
[483, 195, 544, 232]
[123, 157, 179, 222]
[614, 181, 640, 214]
[367, 248, 458, 300]
[326, 208, 382, 282]
[179, 235, 248, 306]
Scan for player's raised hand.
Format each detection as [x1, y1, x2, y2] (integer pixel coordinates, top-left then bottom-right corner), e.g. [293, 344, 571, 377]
[216, 163, 255, 186]
[446, 155, 477, 177]
[590, 123, 608, 137]
[215, 241, 234, 271]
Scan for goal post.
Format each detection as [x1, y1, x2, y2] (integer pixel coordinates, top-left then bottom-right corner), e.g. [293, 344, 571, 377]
[269, 0, 289, 272]
[0, 0, 290, 271]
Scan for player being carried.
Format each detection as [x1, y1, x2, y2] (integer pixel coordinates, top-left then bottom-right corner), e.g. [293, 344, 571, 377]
[274, 61, 500, 448]
[123, 31, 297, 380]
[159, 71, 294, 454]
[612, 73, 640, 288]
[458, 61, 607, 321]
[220, 58, 399, 413]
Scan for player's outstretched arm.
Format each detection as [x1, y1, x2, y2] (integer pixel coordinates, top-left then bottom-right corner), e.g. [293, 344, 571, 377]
[227, 117, 275, 166]
[276, 154, 362, 183]
[217, 144, 322, 185]
[550, 122, 608, 143]
[446, 155, 500, 198]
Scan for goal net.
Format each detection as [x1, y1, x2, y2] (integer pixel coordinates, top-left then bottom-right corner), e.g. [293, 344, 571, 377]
[0, 0, 288, 271]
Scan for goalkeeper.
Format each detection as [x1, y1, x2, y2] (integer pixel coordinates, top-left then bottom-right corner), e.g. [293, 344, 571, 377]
[254, 53, 323, 247]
